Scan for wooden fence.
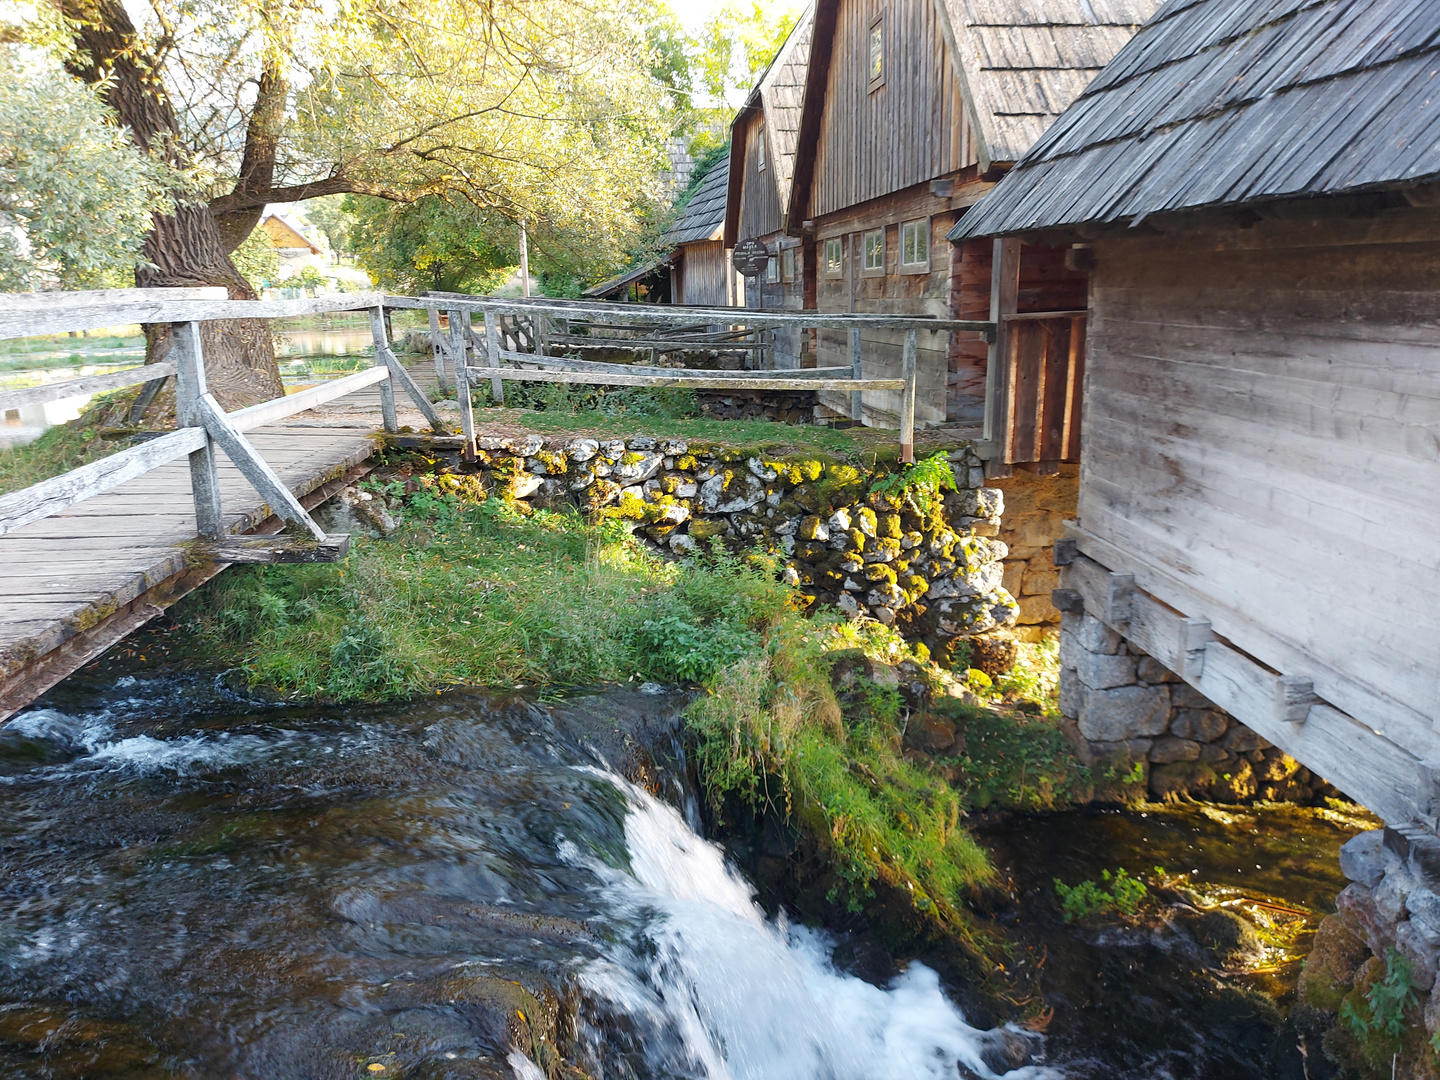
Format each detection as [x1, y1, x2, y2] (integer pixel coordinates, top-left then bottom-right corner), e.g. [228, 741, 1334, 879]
[389, 292, 992, 464]
[0, 288, 996, 564]
[0, 288, 445, 561]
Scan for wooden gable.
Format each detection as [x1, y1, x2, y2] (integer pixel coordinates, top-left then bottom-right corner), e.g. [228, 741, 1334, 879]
[795, 0, 976, 222]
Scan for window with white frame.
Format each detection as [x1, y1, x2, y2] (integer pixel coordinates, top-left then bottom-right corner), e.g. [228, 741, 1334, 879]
[900, 218, 930, 271]
[781, 247, 795, 283]
[824, 238, 843, 277]
[766, 255, 779, 283]
[862, 228, 885, 273]
[757, 123, 766, 172]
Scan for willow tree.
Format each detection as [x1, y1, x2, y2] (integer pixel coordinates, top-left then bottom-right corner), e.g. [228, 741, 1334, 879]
[42, 0, 670, 405]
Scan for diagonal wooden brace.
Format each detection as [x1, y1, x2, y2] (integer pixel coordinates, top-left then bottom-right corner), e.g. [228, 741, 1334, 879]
[198, 393, 328, 541]
[378, 346, 448, 432]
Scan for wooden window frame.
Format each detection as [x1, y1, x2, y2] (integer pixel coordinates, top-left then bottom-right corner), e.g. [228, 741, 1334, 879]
[899, 217, 930, 274]
[781, 246, 796, 283]
[757, 122, 766, 172]
[867, 14, 885, 92]
[823, 237, 843, 278]
[861, 228, 886, 277]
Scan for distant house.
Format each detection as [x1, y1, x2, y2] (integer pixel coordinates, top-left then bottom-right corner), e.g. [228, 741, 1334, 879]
[584, 160, 736, 305]
[258, 213, 329, 278]
[726, 9, 815, 367]
[951, 0, 1440, 828]
[782, 0, 1155, 429]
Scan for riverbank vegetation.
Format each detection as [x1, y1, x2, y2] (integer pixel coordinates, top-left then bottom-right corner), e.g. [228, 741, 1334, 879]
[154, 462, 1084, 939]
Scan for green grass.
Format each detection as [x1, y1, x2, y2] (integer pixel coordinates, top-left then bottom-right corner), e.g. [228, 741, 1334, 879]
[171, 477, 795, 701]
[0, 393, 139, 496]
[686, 616, 997, 921]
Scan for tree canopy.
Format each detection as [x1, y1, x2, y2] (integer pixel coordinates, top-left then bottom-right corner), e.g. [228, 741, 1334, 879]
[0, 46, 173, 290]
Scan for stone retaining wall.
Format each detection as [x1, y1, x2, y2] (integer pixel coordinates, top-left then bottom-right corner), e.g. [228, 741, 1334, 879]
[1059, 610, 1334, 804]
[1300, 827, 1440, 1065]
[458, 435, 1019, 653]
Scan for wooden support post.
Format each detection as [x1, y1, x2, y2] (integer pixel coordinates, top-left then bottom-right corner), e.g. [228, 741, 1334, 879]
[900, 328, 917, 464]
[427, 307, 452, 392]
[447, 309, 477, 461]
[982, 237, 1020, 475]
[368, 307, 399, 434]
[197, 394, 328, 541]
[483, 310, 505, 403]
[170, 321, 225, 539]
[850, 326, 862, 422]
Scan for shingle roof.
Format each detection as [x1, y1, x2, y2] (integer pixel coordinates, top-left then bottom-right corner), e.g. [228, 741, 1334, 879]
[662, 158, 729, 247]
[951, 0, 1440, 240]
[938, 0, 1160, 167]
[756, 11, 814, 212]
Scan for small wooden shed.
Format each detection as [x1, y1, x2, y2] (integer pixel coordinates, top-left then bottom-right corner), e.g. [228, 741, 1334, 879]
[952, 0, 1440, 827]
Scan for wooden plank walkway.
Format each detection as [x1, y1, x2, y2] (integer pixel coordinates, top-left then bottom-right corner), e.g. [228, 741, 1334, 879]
[0, 376, 444, 720]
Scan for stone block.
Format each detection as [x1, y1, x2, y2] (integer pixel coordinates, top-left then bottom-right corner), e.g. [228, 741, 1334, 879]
[1374, 864, 1418, 926]
[1149, 736, 1202, 763]
[1396, 919, 1437, 989]
[1002, 562, 1025, 597]
[1006, 511, 1061, 550]
[1335, 883, 1390, 957]
[1022, 568, 1060, 595]
[1170, 684, 1216, 710]
[1073, 649, 1137, 691]
[1135, 656, 1182, 684]
[1015, 593, 1058, 626]
[1406, 887, 1440, 944]
[1078, 683, 1171, 741]
[1058, 673, 1085, 719]
[1220, 726, 1263, 753]
[1198, 743, 1233, 764]
[1062, 612, 1122, 655]
[1170, 708, 1229, 742]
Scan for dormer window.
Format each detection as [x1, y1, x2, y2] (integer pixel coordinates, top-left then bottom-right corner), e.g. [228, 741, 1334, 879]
[757, 123, 766, 172]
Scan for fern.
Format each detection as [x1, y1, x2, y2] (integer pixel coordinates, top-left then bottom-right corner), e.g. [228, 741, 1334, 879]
[867, 452, 957, 513]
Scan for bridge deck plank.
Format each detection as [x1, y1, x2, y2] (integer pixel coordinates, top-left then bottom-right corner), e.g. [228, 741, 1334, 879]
[0, 387, 392, 716]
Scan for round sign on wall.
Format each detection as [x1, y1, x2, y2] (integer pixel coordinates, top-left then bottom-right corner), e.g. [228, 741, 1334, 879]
[731, 238, 770, 277]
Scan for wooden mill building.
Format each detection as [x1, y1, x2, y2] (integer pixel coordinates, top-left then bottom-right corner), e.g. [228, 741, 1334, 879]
[953, 0, 1440, 829]
[584, 160, 735, 305]
[775, 0, 1157, 430]
[726, 9, 816, 367]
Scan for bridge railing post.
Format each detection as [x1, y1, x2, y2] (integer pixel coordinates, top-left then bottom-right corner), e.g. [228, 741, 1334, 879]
[368, 307, 399, 434]
[900, 328, 917, 464]
[447, 308, 477, 461]
[170, 320, 225, 538]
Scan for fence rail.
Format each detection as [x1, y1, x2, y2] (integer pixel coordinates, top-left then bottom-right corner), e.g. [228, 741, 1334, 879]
[0, 287, 1003, 560]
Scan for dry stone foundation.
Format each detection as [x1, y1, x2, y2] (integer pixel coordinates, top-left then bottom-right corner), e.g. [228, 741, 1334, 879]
[1059, 610, 1335, 804]
[986, 466, 1078, 642]
[447, 435, 1019, 654]
[1301, 826, 1440, 1063]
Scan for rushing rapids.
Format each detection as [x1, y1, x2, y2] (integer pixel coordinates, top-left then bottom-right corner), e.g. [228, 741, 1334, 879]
[0, 677, 1051, 1080]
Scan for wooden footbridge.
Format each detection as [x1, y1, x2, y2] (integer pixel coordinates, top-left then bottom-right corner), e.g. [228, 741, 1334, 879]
[0, 287, 991, 719]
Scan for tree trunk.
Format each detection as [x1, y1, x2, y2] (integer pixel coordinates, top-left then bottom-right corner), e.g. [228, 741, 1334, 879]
[61, 0, 282, 410]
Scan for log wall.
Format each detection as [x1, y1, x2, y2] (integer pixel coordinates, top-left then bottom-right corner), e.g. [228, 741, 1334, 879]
[810, 0, 974, 217]
[1076, 211, 1440, 810]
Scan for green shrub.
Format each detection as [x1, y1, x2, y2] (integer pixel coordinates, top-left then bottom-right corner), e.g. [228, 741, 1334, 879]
[1053, 868, 1148, 922]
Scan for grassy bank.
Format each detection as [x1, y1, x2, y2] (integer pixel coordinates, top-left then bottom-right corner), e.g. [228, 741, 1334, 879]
[161, 469, 1082, 944]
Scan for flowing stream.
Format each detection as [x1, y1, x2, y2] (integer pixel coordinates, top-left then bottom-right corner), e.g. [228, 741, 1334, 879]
[0, 677, 1051, 1080]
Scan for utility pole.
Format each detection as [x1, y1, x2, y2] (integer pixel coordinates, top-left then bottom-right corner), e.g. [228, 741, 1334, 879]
[519, 220, 531, 297]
